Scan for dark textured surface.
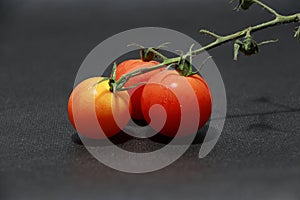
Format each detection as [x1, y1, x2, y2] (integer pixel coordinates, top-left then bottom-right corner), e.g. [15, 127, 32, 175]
[0, 0, 300, 199]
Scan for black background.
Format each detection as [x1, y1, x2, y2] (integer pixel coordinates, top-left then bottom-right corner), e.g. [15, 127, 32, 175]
[0, 0, 300, 199]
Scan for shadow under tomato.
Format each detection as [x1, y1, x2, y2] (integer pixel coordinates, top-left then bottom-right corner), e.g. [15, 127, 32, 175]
[71, 121, 214, 148]
[148, 124, 211, 145]
[71, 131, 133, 147]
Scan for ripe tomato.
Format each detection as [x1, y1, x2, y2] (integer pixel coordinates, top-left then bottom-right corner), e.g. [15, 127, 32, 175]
[68, 77, 131, 139]
[141, 70, 212, 137]
[116, 59, 165, 120]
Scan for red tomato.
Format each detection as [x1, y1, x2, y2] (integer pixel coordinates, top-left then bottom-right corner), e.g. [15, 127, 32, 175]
[141, 70, 212, 137]
[116, 59, 165, 120]
[68, 77, 131, 139]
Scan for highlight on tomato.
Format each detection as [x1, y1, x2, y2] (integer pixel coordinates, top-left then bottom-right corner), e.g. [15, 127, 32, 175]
[115, 59, 165, 120]
[68, 77, 131, 139]
[141, 70, 212, 137]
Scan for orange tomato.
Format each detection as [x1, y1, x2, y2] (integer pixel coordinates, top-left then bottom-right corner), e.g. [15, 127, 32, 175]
[68, 77, 131, 139]
[116, 59, 165, 120]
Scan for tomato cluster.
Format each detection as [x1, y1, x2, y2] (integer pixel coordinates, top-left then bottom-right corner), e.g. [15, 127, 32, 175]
[68, 59, 212, 139]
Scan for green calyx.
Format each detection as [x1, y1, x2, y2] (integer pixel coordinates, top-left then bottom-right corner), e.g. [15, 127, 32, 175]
[175, 56, 212, 77]
[92, 62, 118, 93]
[140, 48, 156, 62]
[234, 29, 278, 60]
[232, 0, 254, 11]
[175, 59, 194, 77]
[127, 42, 170, 62]
[240, 0, 254, 10]
[140, 43, 170, 62]
[234, 35, 259, 60]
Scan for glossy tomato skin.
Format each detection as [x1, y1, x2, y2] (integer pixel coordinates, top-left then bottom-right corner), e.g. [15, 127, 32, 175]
[68, 77, 131, 139]
[141, 70, 212, 137]
[116, 59, 165, 120]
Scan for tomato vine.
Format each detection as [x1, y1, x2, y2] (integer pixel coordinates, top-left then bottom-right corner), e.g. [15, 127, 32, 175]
[112, 0, 299, 92]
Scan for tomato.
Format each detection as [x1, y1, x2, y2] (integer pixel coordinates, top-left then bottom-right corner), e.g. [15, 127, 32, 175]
[141, 70, 212, 137]
[68, 77, 131, 139]
[116, 59, 165, 120]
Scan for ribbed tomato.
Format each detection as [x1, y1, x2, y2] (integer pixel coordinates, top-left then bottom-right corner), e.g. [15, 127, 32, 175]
[141, 70, 212, 137]
[68, 77, 131, 139]
[116, 59, 165, 120]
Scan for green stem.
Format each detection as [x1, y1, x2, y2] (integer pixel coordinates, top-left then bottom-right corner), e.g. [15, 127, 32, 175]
[195, 14, 299, 55]
[252, 0, 281, 17]
[114, 0, 300, 91]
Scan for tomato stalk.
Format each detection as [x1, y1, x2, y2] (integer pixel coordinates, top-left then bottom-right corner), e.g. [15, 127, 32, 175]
[93, 62, 118, 93]
[111, 0, 300, 91]
[108, 62, 118, 93]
